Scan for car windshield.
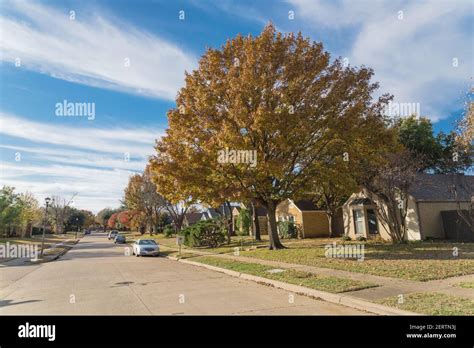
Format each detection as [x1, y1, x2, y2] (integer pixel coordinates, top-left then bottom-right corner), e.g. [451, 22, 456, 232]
[138, 240, 157, 245]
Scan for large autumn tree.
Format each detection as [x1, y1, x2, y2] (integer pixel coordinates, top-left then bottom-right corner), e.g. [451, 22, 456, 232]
[151, 24, 393, 249]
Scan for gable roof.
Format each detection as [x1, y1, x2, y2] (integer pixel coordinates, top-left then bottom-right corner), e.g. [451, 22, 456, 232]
[184, 212, 203, 225]
[410, 173, 474, 202]
[203, 208, 221, 219]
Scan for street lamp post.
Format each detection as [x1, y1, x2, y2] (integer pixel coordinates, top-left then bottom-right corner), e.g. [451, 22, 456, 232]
[75, 217, 79, 239]
[40, 197, 51, 258]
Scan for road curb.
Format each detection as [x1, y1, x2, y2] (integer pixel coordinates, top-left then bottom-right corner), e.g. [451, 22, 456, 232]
[167, 256, 418, 316]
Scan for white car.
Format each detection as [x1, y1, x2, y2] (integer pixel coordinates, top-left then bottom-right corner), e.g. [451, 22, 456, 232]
[132, 239, 160, 257]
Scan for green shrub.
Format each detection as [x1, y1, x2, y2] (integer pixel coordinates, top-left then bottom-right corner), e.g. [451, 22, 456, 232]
[180, 219, 226, 248]
[341, 234, 351, 241]
[163, 224, 174, 238]
[356, 236, 367, 242]
[235, 208, 251, 236]
[277, 221, 298, 239]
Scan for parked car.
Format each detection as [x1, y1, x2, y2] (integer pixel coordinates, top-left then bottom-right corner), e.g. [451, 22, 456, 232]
[132, 239, 160, 257]
[108, 230, 119, 240]
[84, 229, 91, 235]
[114, 234, 126, 244]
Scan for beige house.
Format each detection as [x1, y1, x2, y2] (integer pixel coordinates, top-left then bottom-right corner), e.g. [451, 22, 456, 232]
[276, 199, 332, 238]
[343, 173, 473, 241]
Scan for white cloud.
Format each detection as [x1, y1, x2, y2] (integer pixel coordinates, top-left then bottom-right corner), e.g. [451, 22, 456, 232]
[0, 112, 162, 157]
[0, 164, 132, 213]
[0, 1, 197, 99]
[0, 113, 164, 212]
[288, 0, 473, 121]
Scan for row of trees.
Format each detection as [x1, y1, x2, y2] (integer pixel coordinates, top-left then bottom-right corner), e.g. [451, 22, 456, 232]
[0, 187, 97, 237]
[123, 24, 472, 249]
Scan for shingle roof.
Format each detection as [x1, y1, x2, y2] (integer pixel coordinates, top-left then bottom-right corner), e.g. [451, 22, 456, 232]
[410, 173, 474, 202]
[349, 198, 373, 206]
[205, 208, 221, 219]
[184, 212, 203, 225]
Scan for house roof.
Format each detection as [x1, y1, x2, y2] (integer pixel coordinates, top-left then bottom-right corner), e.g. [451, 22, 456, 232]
[184, 212, 203, 225]
[204, 208, 221, 219]
[410, 173, 474, 202]
[292, 199, 319, 211]
[349, 198, 373, 206]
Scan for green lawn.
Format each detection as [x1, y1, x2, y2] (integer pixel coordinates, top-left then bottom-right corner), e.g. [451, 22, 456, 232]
[377, 292, 474, 315]
[117, 233, 474, 281]
[239, 239, 474, 281]
[457, 281, 474, 289]
[192, 256, 377, 293]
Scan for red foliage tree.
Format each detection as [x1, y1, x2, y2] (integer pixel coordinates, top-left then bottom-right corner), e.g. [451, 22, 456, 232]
[107, 213, 118, 229]
[117, 210, 132, 229]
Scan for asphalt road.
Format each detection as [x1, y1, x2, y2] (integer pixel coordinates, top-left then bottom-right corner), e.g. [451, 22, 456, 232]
[0, 233, 365, 315]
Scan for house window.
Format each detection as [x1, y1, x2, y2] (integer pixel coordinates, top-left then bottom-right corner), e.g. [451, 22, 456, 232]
[366, 209, 379, 234]
[353, 209, 364, 235]
[288, 216, 295, 223]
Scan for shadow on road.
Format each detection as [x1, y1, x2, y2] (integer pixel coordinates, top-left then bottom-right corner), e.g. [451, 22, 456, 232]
[0, 299, 41, 308]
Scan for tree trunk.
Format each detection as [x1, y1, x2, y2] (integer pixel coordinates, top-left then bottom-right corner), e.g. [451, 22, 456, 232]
[326, 212, 333, 238]
[23, 222, 33, 238]
[251, 201, 261, 241]
[224, 201, 233, 244]
[265, 201, 285, 250]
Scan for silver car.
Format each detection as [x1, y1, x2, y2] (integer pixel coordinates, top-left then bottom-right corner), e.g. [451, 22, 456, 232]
[132, 239, 160, 257]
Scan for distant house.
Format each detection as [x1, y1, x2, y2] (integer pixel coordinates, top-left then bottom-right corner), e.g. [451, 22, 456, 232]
[343, 173, 474, 241]
[182, 212, 204, 227]
[201, 208, 221, 221]
[276, 199, 342, 238]
[232, 204, 268, 236]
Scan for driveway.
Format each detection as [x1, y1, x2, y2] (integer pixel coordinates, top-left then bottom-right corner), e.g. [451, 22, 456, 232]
[0, 233, 366, 315]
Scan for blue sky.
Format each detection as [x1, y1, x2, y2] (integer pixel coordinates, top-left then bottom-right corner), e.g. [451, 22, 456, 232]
[0, 0, 472, 212]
